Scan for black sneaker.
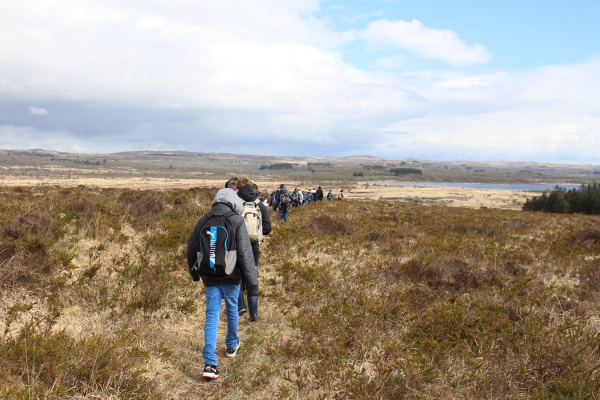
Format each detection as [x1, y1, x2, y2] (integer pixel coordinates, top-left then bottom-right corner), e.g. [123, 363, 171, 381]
[202, 364, 219, 379]
[238, 308, 247, 316]
[226, 342, 240, 358]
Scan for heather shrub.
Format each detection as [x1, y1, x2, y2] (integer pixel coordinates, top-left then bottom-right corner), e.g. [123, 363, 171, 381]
[122, 190, 163, 213]
[0, 186, 204, 397]
[2, 185, 600, 398]
[0, 324, 150, 398]
[311, 214, 353, 235]
[0, 211, 63, 292]
[188, 186, 217, 204]
[260, 200, 600, 398]
[571, 228, 600, 247]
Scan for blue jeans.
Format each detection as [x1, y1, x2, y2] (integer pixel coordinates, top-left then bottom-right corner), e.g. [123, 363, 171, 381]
[280, 203, 289, 223]
[203, 284, 240, 366]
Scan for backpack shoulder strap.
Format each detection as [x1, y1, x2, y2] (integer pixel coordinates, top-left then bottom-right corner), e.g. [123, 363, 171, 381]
[202, 210, 216, 220]
[243, 199, 260, 207]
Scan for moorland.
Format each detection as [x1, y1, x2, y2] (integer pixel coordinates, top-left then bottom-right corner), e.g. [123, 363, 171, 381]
[1, 149, 598, 210]
[1, 150, 600, 398]
[1, 148, 598, 189]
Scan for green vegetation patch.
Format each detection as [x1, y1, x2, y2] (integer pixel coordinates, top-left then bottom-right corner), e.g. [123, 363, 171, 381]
[524, 182, 600, 214]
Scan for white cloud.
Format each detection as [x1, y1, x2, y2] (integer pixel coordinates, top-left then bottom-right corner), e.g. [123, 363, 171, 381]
[376, 110, 598, 162]
[0, 1, 598, 164]
[0, 0, 343, 110]
[373, 54, 407, 69]
[29, 106, 48, 115]
[0, 125, 69, 150]
[369, 58, 600, 163]
[363, 19, 493, 66]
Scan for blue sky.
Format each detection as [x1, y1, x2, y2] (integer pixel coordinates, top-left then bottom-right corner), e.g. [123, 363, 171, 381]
[1, 0, 599, 164]
[328, 0, 600, 70]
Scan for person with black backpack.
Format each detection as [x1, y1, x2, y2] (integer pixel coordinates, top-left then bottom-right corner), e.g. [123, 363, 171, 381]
[187, 187, 258, 380]
[316, 186, 324, 202]
[236, 177, 271, 321]
[270, 191, 278, 211]
[275, 183, 291, 224]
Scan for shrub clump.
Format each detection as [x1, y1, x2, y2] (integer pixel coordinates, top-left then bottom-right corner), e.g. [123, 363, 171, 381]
[523, 182, 600, 214]
[0, 324, 150, 398]
[0, 212, 63, 291]
[259, 163, 294, 170]
[311, 215, 353, 235]
[119, 190, 165, 221]
[571, 228, 600, 247]
[401, 258, 489, 290]
[390, 167, 423, 176]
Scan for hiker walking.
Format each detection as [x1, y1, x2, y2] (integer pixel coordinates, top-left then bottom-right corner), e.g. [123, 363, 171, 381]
[270, 191, 278, 211]
[327, 190, 333, 201]
[236, 178, 271, 321]
[306, 190, 313, 204]
[187, 187, 258, 380]
[252, 181, 260, 197]
[275, 184, 291, 223]
[316, 186, 324, 202]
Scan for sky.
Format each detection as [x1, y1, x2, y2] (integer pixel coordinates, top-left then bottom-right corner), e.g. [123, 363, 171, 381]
[1, 0, 599, 164]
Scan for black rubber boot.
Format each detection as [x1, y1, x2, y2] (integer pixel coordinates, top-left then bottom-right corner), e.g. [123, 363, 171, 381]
[248, 296, 259, 321]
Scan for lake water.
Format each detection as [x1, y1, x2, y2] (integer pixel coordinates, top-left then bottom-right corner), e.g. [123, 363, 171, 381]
[371, 182, 582, 191]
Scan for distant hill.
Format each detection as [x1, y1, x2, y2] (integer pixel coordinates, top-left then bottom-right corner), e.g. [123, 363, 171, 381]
[1, 148, 598, 186]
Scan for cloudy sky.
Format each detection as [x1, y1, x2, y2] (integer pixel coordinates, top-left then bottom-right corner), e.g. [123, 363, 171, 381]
[1, 0, 599, 164]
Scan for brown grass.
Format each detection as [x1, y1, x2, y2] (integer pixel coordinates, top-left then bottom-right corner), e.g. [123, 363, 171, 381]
[1, 186, 600, 398]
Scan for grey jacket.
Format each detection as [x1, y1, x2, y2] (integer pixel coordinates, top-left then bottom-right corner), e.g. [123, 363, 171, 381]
[187, 188, 258, 296]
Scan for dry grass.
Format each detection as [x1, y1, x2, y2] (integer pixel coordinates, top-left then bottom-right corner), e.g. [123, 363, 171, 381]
[1, 186, 600, 399]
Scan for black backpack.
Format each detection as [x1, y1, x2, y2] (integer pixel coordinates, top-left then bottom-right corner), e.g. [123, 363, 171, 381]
[279, 190, 291, 205]
[192, 211, 238, 278]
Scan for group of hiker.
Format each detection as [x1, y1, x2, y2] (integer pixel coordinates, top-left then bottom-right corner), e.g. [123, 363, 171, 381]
[186, 178, 345, 380]
[269, 185, 346, 222]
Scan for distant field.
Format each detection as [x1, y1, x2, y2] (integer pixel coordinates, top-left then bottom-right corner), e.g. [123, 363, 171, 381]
[1, 149, 598, 187]
[2, 149, 598, 211]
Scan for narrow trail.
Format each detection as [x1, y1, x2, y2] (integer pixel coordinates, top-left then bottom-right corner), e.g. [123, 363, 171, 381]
[164, 217, 296, 399]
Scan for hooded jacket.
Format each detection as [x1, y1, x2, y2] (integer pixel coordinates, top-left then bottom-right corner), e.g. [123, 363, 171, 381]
[187, 188, 258, 296]
[275, 187, 290, 206]
[237, 184, 271, 237]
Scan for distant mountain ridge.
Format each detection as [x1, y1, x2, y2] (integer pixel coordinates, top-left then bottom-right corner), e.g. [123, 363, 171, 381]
[2, 148, 597, 169]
